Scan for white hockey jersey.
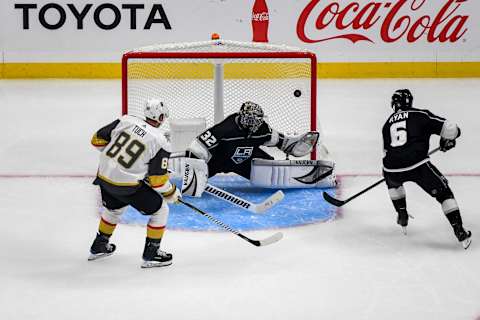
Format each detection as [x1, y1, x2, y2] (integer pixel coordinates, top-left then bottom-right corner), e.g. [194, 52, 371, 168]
[92, 115, 171, 187]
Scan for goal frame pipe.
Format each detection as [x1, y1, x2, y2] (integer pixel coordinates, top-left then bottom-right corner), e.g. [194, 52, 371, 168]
[121, 51, 317, 159]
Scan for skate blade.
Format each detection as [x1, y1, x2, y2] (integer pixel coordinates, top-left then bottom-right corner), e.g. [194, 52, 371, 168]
[141, 260, 173, 269]
[462, 238, 472, 250]
[88, 252, 114, 261]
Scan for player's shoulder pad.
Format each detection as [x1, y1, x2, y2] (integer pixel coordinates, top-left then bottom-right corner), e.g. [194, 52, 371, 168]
[120, 114, 135, 122]
[410, 107, 445, 121]
[160, 133, 173, 153]
[211, 113, 242, 138]
[150, 130, 171, 151]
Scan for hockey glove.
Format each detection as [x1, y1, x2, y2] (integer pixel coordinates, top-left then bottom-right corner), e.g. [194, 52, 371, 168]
[162, 185, 182, 204]
[439, 138, 456, 152]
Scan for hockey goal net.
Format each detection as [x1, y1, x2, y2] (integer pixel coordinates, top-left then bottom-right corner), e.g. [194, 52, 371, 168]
[122, 39, 318, 159]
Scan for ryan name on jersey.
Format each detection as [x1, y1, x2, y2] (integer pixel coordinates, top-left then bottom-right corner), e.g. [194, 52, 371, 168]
[389, 111, 409, 123]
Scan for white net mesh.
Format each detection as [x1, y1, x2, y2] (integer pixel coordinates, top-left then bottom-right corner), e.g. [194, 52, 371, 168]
[123, 40, 315, 137]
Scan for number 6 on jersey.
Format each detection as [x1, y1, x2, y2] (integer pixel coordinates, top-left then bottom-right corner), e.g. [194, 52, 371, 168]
[390, 120, 407, 147]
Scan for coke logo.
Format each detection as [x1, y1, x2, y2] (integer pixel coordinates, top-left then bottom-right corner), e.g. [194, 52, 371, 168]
[296, 0, 469, 43]
[252, 12, 269, 21]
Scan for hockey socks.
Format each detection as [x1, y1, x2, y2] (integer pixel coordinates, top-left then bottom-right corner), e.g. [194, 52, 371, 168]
[98, 217, 117, 236]
[146, 224, 165, 240]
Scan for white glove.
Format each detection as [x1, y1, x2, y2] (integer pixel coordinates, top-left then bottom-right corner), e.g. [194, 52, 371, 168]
[162, 185, 182, 204]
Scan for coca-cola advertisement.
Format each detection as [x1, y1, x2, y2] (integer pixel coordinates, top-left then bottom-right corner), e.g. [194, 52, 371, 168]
[252, 0, 270, 42]
[1, 0, 478, 66]
[296, 0, 470, 44]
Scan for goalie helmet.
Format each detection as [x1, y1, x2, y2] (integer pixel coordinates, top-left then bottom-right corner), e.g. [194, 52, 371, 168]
[238, 101, 264, 133]
[391, 89, 413, 112]
[144, 98, 169, 127]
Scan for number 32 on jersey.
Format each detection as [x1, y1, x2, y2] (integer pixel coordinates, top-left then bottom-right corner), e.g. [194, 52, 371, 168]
[200, 130, 217, 147]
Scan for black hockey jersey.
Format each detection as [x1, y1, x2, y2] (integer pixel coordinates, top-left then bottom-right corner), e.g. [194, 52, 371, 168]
[382, 108, 446, 171]
[196, 113, 276, 171]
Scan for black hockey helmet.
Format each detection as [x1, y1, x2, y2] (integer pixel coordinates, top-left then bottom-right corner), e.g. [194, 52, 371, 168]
[239, 101, 264, 133]
[391, 89, 413, 112]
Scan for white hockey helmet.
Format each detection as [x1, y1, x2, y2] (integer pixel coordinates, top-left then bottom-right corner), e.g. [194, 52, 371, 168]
[144, 98, 169, 127]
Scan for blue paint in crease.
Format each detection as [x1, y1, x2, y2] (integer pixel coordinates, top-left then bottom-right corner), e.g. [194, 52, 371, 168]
[120, 176, 337, 231]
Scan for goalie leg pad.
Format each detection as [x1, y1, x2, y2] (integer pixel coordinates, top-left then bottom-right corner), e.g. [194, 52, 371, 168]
[250, 159, 336, 188]
[181, 158, 208, 197]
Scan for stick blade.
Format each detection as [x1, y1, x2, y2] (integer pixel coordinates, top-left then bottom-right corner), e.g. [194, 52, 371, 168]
[255, 190, 285, 213]
[257, 232, 283, 246]
[322, 192, 346, 207]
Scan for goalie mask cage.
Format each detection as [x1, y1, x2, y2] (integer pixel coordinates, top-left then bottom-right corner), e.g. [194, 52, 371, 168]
[122, 39, 317, 159]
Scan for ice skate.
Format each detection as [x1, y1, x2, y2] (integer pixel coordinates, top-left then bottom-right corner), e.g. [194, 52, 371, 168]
[88, 233, 116, 261]
[454, 228, 472, 250]
[141, 239, 172, 268]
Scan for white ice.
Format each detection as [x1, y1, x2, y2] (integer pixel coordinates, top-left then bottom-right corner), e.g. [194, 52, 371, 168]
[0, 79, 479, 320]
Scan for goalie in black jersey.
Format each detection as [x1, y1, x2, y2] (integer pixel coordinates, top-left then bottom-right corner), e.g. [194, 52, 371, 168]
[180, 101, 335, 195]
[382, 89, 471, 249]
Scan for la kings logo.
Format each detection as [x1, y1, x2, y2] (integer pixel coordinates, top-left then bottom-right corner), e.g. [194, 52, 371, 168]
[231, 147, 253, 164]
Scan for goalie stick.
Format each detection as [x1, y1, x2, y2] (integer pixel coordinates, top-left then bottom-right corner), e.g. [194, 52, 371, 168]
[323, 147, 441, 207]
[168, 159, 284, 213]
[178, 199, 283, 247]
[205, 184, 284, 214]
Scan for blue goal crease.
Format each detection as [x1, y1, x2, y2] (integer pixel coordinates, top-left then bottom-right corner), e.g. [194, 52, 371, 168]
[120, 176, 338, 231]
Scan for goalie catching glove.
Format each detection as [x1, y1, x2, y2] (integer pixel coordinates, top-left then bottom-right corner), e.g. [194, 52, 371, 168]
[278, 131, 320, 157]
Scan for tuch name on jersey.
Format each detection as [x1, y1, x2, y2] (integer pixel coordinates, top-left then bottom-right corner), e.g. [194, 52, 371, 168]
[133, 125, 147, 138]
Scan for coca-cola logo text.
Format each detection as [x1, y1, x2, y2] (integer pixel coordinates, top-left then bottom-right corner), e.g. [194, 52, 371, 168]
[252, 12, 269, 21]
[296, 0, 469, 43]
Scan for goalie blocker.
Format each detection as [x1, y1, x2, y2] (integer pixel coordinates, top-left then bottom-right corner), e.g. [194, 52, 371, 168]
[250, 159, 336, 188]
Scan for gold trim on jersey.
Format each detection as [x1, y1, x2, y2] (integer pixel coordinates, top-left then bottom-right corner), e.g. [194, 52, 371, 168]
[97, 174, 140, 187]
[148, 174, 169, 188]
[161, 184, 177, 197]
[91, 133, 109, 147]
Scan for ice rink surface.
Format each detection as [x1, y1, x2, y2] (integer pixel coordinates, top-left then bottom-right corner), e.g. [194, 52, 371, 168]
[0, 79, 479, 320]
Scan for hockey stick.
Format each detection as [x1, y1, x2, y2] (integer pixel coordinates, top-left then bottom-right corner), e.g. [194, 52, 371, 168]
[205, 184, 284, 214]
[323, 147, 441, 207]
[178, 199, 283, 247]
[168, 162, 284, 214]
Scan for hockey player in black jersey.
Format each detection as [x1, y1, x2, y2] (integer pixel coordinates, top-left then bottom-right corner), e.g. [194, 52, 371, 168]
[182, 101, 336, 191]
[382, 89, 471, 249]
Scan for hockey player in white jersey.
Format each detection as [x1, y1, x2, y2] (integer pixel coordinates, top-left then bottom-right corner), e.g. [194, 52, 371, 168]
[88, 98, 181, 268]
